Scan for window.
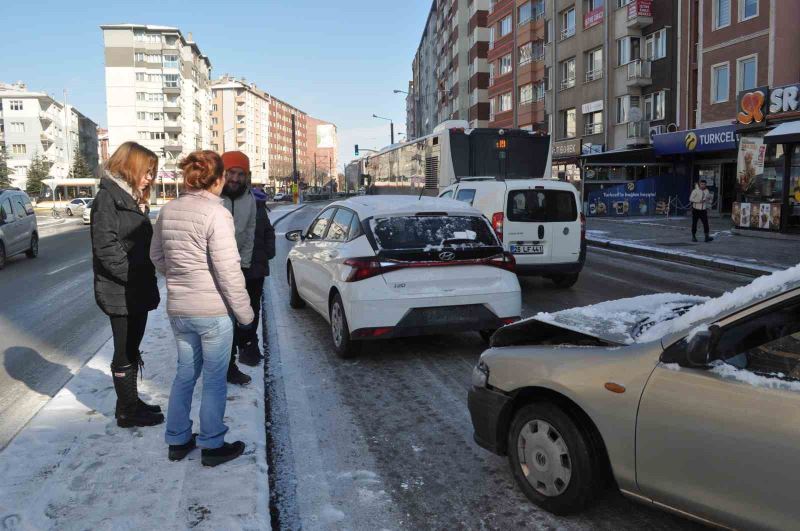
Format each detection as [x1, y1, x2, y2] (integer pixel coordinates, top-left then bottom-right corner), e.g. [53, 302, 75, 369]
[586, 0, 603, 12]
[371, 215, 498, 250]
[348, 215, 362, 239]
[138, 131, 149, 140]
[0, 199, 12, 223]
[500, 54, 512, 75]
[211, 117, 218, 125]
[135, 52, 145, 62]
[545, 66, 552, 91]
[617, 0, 632, 6]
[212, 130, 219, 138]
[499, 15, 512, 37]
[711, 63, 729, 103]
[714, 0, 731, 29]
[533, 81, 545, 101]
[136, 72, 146, 81]
[741, 0, 758, 20]
[499, 92, 512, 112]
[546, 18, 553, 43]
[455, 188, 477, 205]
[560, 57, 576, 89]
[562, 108, 576, 138]
[644, 91, 666, 121]
[307, 209, 335, 240]
[212, 104, 218, 112]
[9, 100, 23, 111]
[519, 42, 532, 66]
[584, 110, 603, 135]
[561, 8, 576, 39]
[136, 92, 146, 101]
[327, 209, 354, 241]
[585, 48, 603, 81]
[150, 112, 163, 121]
[645, 29, 667, 60]
[617, 36, 640, 65]
[11, 144, 26, 155]
[164, 74, 180, 88]
[519, 1, 532, 24]
[137, 111, 146, 120]
[737, 55, 757, 91]
[148, 93, 164, 102]
[12, 200, 26, 220]
[507, 190, 578, 222]
[489, 26, 495, 48]
[519, 84, 533, 105]
[163, 54, 179, 69]
[9, 122, 25, 133]
[616, 95, 640, 123]
[150, 132, 165, 140]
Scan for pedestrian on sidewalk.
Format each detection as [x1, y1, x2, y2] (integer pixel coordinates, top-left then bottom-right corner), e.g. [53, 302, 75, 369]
[90, 141, 164, 428]
[150, 150, 255, 466]
[689, 179, 714, 243]
[220, 152, 276, 381]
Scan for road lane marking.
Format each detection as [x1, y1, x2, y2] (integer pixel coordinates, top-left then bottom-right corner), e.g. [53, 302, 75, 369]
[46, 258, 89, 276]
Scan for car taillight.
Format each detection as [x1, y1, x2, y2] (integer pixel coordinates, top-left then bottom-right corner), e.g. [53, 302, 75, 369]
[343, 258, 383, 282]
[491, 212, 504, 242]
[486, 252, 516, 272]
[580, 212, 586, 241]
[501, 317, 520, 325]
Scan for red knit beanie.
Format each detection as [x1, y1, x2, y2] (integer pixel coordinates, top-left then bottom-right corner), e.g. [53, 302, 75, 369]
[221, 151, 250, 173]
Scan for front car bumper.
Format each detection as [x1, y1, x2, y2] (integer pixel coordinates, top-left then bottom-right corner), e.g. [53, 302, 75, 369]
[467, 385, 513, 456]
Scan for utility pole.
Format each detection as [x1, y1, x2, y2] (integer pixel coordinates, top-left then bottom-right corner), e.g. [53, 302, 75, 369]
[291, 114, 299, 203]
[390, 121, 395, 145]
[63, 89, 71, 181]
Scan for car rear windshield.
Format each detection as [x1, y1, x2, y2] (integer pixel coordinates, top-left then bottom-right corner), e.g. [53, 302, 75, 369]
[370, 215, 498, 250]
[506, 189, 577, 223]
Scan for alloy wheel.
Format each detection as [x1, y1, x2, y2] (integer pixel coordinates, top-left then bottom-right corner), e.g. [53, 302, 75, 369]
[517, 419, 572, 497]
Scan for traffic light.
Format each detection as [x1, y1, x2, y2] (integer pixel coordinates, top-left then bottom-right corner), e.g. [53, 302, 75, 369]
[354, 144, 359, 156]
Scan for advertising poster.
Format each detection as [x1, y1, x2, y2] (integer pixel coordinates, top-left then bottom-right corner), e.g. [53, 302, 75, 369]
[771, 203, 782, 228]
[585, 177, 686, 217]
[759, 203, 771, 229]
[740, 203, 751, 227]
[731, 202, 741, 225]
[316, 124, 336, 149]
[736, 136, 766, 194]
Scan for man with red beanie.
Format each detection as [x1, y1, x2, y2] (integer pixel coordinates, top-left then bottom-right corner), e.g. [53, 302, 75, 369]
[220, 151, 261, 385]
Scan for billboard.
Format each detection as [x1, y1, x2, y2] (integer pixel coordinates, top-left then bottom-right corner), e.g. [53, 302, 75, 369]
[316, 124, 336, 149]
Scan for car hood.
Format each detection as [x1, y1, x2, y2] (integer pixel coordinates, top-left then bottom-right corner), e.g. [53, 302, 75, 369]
[492, 293, 709, 347]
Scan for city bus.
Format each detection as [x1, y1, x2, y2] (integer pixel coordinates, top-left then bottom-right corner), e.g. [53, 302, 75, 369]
[360, 121, 552, 196]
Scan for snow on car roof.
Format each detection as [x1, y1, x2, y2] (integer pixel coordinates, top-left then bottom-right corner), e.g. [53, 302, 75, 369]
[332, 195, 482, 218]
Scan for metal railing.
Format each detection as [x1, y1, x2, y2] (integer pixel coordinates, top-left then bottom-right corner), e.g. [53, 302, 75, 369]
[560, 77, 576, 90]
[584, 122, 603, 136]
[626, 120, 650, 139]
[560, 26, 575, 40]
[585, 68, 603, 82]
[626, 59, 651, 81]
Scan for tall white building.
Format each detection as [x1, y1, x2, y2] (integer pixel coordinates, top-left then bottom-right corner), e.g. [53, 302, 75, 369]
[0, 81, 98, 189]
[101, 24, 212, 172]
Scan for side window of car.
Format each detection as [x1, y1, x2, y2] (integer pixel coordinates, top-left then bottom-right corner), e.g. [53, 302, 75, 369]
[348, 214, 362, 240]
[439, 190, 453, 199]
[23, 200, 34, 216]
[327, 208, 354, 242]
[12, 200, 26, 220]
[456, 188, 476, 206]
[1, 199, 13, 223]
[714, 297, 800, 381]
[307, 208, 335, 240]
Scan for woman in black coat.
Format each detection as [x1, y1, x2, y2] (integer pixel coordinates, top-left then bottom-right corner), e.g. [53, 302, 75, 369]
[91, 141, 163, 428]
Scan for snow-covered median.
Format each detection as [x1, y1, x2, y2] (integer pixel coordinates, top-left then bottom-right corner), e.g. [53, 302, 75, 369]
[0, 287, 269, 530]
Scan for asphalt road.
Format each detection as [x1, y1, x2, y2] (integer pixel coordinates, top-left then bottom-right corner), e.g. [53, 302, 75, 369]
[0, 219, 108, 449]
[265, 204, 754, 530]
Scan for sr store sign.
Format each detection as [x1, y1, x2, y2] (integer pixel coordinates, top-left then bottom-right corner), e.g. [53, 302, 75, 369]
[737, 84, 800, 126]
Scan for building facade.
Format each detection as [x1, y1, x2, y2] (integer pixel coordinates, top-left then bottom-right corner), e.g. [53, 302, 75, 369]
[97, 127, 109, 165]
[306, 116, 338, 190]
[0, 82, 98, 189]
[101, 24, 212, 180]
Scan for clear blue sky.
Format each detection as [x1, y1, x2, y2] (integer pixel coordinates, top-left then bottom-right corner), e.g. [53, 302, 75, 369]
[0, 0, 430, 170]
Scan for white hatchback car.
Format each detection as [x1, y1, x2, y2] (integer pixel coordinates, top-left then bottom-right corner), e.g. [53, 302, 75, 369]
[285, 196, 522, 357]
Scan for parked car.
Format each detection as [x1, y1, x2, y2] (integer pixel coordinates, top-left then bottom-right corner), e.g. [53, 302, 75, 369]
[65, 197, 93, 217]
[0, 188, 39, 269]
[285, 196, 521, 357]
[468, 266, 800, 529]
[272, 193, 286, 202]
[439, 179, 584, 287]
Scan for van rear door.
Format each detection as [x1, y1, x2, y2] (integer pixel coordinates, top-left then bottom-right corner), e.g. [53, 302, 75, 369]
[504, 188, 579, 264]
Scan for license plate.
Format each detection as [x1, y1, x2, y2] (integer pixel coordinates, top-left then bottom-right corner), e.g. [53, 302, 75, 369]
[510, 244, 544, 254]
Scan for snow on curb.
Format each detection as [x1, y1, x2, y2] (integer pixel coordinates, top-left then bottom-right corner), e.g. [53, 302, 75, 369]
[587, 236, 781, 277]
[0, 288, 269, 530]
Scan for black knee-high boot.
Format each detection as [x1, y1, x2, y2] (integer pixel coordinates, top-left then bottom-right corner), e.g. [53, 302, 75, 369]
[112, 364, 164, 428]
[130, 350, 162, 414]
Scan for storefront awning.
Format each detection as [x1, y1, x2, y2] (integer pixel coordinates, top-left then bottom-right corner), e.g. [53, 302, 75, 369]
[764, 120, 800, 144]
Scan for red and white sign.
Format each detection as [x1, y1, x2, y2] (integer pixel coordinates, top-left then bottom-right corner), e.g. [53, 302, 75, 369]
[584, 6, 603, 29]
[627, 0, 652, 19]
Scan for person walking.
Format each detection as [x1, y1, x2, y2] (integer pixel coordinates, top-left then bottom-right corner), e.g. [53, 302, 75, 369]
[690, 179, 714, 243]
[150, 150, 255, 466]
[90, 141, 164, 428]
[220, 152, 276, 372]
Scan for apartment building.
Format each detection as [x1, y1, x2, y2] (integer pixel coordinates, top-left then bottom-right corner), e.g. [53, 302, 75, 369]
[97, 127, 110, 164]
[0, 82, 98, 189]
[101, 24, 212, 179]
[408, 0, 491, 139]
[306, 116, 338, 189]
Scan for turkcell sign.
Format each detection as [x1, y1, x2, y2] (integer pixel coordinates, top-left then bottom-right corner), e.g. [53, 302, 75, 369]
[652, 125, 738, 155]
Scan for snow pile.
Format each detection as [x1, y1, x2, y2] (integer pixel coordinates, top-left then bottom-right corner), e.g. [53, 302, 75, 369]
[708, 361, 800, 392]
[533, 293, 708, 345]
[638, 264, 800, 343]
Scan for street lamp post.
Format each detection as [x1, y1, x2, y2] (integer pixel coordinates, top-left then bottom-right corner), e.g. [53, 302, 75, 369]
[372, 114, 394, 145]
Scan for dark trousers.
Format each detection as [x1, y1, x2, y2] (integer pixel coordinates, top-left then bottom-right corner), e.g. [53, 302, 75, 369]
[692, 208, 709, 236]
[231, 277, 265, 360]
[109, 313, 148, 367]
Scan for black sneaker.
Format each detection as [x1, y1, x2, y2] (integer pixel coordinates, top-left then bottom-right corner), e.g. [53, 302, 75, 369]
[227, 363, 251, 386]
[237, 341, 262, 367]
[169, 434, 197, 462]
[705, 236, 714, 242]
[201, 441, 245, 467]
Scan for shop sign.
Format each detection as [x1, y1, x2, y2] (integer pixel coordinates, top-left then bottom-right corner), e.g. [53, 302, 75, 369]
[652, 125, 738, 155]
[627, 0, 652, 19]
[732, 202, 781, 231]
[768, 84, 800, 115]
[736, 83, 800, 126]
[552, 138, 581, 159]
[586, 176, 686, 217]
[584, 6, 603, 29]
[581, 100, 603, 114]
[581, 142, 604, 155]
[736, 136, 766, 195]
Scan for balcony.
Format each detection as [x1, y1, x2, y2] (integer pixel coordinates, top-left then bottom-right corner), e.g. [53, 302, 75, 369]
[39, 111, 53, 125]
[560, 77, 576, 91]
[163, 140, 183, 151]
[163, 84, 181, 95]
[626, 59, 652, 87]
[626, 120, 650, 146]
[584, 122, 603, 136]
[163, 100, 181, 112]
[626, 0, 654, 29]
[40, 131, 54, 145]
[560, 26, 575, 40]
[164, 121, 182, 133]
[585, 68, 603, 83]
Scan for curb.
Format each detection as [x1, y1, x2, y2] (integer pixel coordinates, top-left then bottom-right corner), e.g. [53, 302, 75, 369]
[587, 238, 780, 278]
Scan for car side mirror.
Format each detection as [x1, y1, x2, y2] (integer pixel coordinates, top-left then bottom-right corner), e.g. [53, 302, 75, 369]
[683, 325, 722, 368]
[285, 230, 303, 242]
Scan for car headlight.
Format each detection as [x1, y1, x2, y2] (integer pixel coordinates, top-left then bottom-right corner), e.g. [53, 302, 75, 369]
[471, 360, 490, 388]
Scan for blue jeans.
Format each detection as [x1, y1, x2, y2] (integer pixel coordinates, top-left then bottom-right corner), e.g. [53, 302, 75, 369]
[165, 315, 234, 449]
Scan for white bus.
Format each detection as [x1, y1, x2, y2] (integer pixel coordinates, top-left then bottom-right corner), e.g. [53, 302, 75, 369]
[360, 121, 552, 196]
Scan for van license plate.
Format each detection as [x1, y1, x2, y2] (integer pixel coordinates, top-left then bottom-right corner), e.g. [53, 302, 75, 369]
[510, 244, 544, 254]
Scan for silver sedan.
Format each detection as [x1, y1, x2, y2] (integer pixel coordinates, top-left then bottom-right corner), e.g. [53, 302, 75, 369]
[65, 198, 92, 217]
[469, 267, 800, 529]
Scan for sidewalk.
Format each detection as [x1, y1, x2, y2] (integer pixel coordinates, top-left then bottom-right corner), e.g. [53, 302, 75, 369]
[0, 288, 270, 530]
[587, 216, 800, 276]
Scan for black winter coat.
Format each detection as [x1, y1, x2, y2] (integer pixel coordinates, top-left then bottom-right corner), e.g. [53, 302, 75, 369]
[245, 199, 276, 279]
[90, 177, 160, 316]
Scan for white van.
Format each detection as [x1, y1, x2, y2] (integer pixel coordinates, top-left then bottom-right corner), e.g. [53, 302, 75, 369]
[439, 178, 585, 287]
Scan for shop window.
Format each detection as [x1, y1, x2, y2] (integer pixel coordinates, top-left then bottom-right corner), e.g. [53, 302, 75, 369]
[748, 144, 785, 203]
[790, 146, 800, 230]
